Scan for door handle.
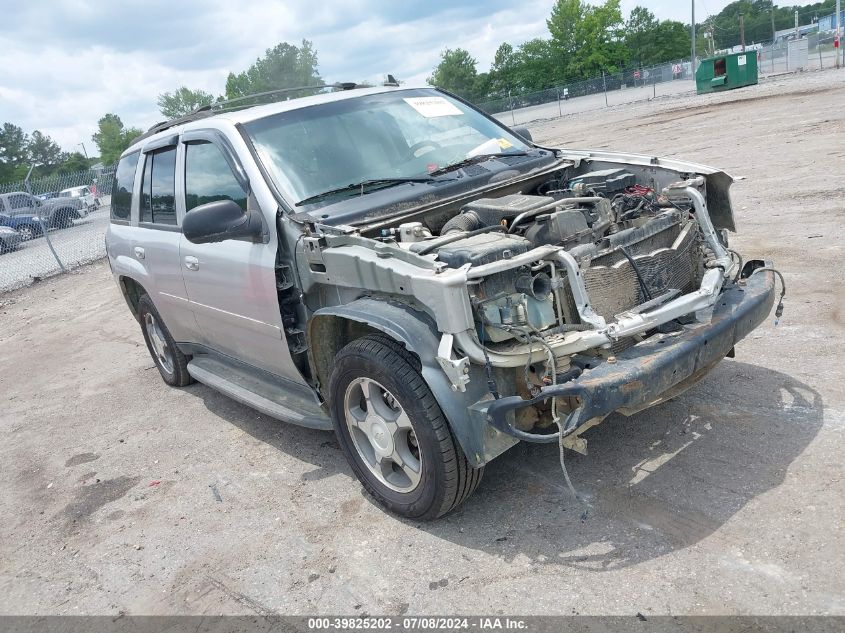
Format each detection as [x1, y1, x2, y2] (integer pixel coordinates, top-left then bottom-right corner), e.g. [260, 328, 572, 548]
[184, 255, 199, 271]
[133, 246, 145, 259]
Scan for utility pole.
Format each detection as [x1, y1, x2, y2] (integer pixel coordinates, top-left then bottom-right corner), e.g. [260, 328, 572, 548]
[739, 13, 746, 51]
[794, 10, 799, 39]
[77, 142, 88, 159]
[704, 21, 716, 57]
[691, 0, 696, 72]
[770, 8, 776, 43]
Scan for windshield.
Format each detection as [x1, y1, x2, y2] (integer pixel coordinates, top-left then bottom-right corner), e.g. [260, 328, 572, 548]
[243, 88, 530, 206]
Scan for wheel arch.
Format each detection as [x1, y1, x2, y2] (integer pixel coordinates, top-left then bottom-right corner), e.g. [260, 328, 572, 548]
[118, 276, 147, 319]
[308, 297, 518, 466]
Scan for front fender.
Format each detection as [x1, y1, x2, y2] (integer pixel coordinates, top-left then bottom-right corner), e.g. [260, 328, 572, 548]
[309, 298, 518, 466]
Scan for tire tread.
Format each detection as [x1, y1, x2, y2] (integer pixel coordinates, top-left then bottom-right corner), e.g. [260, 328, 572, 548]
[137, 294, 194, 388]
[331, 334, 482, 519]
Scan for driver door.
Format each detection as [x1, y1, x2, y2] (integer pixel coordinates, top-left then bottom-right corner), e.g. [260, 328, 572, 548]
[177, 134, 298, 381]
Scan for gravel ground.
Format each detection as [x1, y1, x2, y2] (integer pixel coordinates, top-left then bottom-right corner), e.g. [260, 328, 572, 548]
[0, 69, 843, 617]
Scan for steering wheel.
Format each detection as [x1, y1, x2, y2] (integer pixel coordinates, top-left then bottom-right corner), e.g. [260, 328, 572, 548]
[407, 140, 442, 159]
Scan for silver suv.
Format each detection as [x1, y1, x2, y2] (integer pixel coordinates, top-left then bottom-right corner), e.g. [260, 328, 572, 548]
[106, 85, 779, 519]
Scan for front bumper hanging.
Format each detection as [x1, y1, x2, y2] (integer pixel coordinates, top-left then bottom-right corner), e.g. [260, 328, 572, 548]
[483, 264, 777, 443]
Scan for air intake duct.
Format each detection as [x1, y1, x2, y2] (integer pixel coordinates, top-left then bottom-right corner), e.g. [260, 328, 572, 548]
[441, 194, 555, 235]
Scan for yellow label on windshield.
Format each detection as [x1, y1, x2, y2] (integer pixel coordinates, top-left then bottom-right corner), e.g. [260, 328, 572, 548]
[497, 138, 513, 149]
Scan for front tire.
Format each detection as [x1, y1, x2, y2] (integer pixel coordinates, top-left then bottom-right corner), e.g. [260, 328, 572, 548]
[137, 294, 194, 387]
[329, 335, 483, 520]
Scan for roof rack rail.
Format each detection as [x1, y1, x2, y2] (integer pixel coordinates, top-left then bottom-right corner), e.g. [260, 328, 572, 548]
[132, 82, 369, 145]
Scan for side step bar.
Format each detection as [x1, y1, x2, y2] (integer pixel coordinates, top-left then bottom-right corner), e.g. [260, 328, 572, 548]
[187, 356, 332, 430]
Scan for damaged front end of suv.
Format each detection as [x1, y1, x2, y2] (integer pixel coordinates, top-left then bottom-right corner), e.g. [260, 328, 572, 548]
[222, 85, 782, 517]
[293, 149, 779, 467]
[111, 84, 781, 518]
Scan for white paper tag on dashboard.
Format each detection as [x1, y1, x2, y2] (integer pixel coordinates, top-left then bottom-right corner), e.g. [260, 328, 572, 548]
[403, 96, 463, 117]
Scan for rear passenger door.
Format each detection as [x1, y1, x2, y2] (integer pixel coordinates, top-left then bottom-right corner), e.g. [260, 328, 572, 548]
[132, 143, 196, 342]
[178, 134, 296, 379]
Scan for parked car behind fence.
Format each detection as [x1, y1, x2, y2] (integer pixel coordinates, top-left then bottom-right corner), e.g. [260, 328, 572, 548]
[0, 191, 87, 234]
[0, 226, 23, 254]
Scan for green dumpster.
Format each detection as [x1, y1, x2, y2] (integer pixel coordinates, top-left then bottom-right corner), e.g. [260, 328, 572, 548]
[695, 51, 758, 95]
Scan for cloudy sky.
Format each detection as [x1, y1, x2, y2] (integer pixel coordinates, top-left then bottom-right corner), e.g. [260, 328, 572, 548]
[0, 0, 820, 155]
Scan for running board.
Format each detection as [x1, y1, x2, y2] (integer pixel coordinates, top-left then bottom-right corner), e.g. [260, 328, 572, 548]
[187, 356, 332, 430]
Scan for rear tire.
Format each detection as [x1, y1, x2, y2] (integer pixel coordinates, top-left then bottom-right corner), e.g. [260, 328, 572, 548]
[137, 294, 194, 387]
[329, 335, 483, 519]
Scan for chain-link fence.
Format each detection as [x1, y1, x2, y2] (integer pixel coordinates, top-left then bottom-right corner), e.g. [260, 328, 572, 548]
[476, 58, 696, 127]
[0, 165, 115, 197]
[477, 33, 844, 128]
[0, 166, 114, 293]
[757, 32, 842, 74]
[478, 57, 694, 117]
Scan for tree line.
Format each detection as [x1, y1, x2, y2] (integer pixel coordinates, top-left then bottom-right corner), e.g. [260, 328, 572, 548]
[696, 0, 838, 54]
[0, 40, 320, 185]
[429, 0, 839, 102]
[2, 0, 837, 185]
[0, 114, 146, 185]
[0, 124, 93, 185]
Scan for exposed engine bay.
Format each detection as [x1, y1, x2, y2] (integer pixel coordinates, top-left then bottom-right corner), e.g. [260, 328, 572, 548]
[301, 153, 779, 451]
[384, 169, 708, 351]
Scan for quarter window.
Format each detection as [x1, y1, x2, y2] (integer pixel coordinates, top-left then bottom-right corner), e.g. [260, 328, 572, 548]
[140, 147, 177, 226]
[184, 142, 247, 212]
[111, 151, 140, 221]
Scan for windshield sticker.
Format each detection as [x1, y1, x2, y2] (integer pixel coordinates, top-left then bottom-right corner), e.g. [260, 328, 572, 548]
[497, 138, 513, 149]
[403, 97, 463, 118]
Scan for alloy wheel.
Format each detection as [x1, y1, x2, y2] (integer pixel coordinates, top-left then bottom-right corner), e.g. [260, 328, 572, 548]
[143, 312, 175, 375]
[343, 377, 422, 492]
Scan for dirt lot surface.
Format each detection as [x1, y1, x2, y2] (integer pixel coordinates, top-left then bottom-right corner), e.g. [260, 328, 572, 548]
[1, 70, 843, 616]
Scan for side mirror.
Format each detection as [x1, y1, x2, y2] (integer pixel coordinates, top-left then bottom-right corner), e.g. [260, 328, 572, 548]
[513, 127, 533, 143]
[182, 199, 263, 244]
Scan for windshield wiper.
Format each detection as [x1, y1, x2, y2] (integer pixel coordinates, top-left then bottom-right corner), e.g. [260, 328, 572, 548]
[296, 177, 443, 206]
[428, 151, 530, 176]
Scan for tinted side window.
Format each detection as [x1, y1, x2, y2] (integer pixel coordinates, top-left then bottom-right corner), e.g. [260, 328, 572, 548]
[185, 142, 247, 212]
[140, 148, 177, 226]
[111, 152, 140, 221]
